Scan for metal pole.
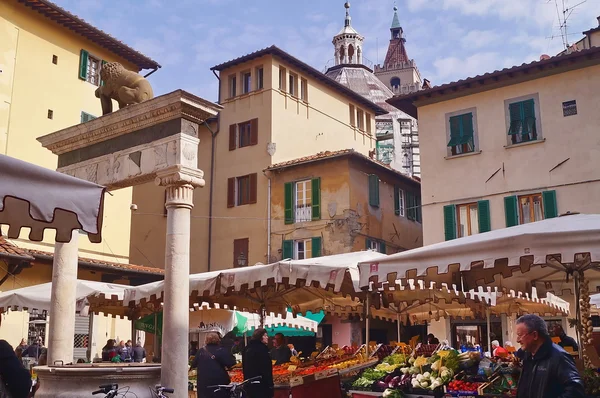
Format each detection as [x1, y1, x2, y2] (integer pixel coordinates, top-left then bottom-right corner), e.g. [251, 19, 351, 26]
[365, 294, 370, 356]
[486, 308, 491, 357]
[396, 313, 401, 342]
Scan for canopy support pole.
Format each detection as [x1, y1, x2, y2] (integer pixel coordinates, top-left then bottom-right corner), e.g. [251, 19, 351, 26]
[486, 308, 491, 357]
[396, 313, 401, 342]
[365, 293, 370, 356]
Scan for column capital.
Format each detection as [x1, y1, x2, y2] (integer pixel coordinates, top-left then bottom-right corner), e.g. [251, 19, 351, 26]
[155, 165, 205, 209]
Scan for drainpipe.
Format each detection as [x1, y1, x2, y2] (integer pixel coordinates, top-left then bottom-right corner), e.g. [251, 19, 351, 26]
[206, 70, 222, 272]
[263, 171, 272, 263]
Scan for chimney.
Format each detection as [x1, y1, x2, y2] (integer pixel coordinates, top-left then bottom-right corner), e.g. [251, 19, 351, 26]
[597, 16, 600, 26]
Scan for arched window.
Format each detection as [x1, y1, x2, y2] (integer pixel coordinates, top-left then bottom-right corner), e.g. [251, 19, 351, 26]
[348, 44, 355, 63]
[390, 77, 401, 92]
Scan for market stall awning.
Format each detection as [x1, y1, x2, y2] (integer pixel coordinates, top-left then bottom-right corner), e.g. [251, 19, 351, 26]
[358, 214, 600, 296]
[0, 279, 129, 315]
[0, 154, 106, 243]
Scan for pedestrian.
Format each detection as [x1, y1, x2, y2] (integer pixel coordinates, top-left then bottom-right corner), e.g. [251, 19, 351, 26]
[491, 340, 508, 358]
[0, 339, 32, 398]
[117, 340, 131, 362]
[515, 314, 584, 398]
[270, 333, 292, 365]
[189, 341, 199, 357]
[427, 333, 440, 345]
[132, 341, 146, 363]
[101, 339, 117, 361]
[191, 332, 236, 398]
[242, 328, 274, 398]
[23, 337, 43, 360]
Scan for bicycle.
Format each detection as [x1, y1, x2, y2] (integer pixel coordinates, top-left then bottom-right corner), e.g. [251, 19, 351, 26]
[151, 385, 174, 397]
[208, 375, 262, 398]
[92, 384, 120, 398]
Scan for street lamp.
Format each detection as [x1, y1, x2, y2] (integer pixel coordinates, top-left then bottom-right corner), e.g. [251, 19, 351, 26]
[237, 252, 247, 267]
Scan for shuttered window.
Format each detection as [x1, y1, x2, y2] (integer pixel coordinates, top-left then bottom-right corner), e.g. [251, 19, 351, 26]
[229, 119, 259, 150]
[80, 111, 96, 123]
[406, 191, 419, 221]
[505, 190, 557, 225]
[282, 240, 293, 259]
[507, 98, 537, 144]
[443, 205, 456, 241]
[394, 186, 405, 216]
[349, 104, 355, 127]
[233, 238, 249, 268]
[227, 173, 257, 207]
[447, 112, 474, 156]
[366, 238, 386, 254]
[78, 49, 103, 86]
[446, 200, 491, 240]
[283, 237, 321, 260]
[368, 174, 379, 207]
[284, 178, 321, 224]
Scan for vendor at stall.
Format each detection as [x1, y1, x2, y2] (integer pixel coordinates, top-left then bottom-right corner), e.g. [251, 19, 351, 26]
[552, 324, 579, 351]
[491, 340, 508, 358]
[270, 333, 292, 365]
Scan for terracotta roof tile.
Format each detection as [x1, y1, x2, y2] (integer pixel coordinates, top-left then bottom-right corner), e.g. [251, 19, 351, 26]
[266, 149, 420, 185]
[0, 237, 34, 261]
[27, 249, 164, 275]
[16, 0, 160, 70]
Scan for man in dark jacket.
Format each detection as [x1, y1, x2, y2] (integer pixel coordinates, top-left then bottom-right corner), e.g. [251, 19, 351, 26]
[0, 339, 32, 398]
[552, 324, 579, 351]
[23, 337, 43, 360]
[132, 341, 146, 363]
[243, 328, 273, 398]
[192, 333, 236, 398]
[515, 314, 584, 398]
[270, 333, 292, 365]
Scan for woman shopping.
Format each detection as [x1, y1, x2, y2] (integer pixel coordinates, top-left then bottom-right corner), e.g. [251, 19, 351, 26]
[191, 332, 236, 398]
[242, 328, 274, 398]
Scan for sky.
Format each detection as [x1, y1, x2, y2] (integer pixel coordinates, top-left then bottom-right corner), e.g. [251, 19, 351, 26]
[53, 0, 599, 102]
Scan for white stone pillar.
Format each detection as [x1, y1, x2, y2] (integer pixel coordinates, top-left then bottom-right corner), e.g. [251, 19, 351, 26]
[47, 231, 79, 365]
[155, 166, 204, 396]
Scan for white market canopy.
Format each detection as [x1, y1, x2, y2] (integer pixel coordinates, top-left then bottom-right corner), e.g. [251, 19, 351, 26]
[0, 279, 128, 315]
[358, 214, 600, 297]
[0, 154, 106, 243]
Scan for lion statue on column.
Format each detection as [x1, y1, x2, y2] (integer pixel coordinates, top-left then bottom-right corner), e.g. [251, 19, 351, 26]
[95, 62, 154, 115]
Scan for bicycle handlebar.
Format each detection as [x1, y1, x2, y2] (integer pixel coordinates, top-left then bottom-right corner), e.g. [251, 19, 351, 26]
[159, 387, 174, 393]
[92, 390, 103, 395]
[208, 375, 263, 390]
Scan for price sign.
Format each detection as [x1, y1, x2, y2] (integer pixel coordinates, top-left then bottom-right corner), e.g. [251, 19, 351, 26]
[314, 368, 338, 380]
[287, 365, 297, 372]
[289, 376, 304, 387]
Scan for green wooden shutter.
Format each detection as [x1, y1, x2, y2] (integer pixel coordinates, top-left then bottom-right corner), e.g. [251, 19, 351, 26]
[380, 241, 386, 254]
[477, 200, 491, 233]
[508, 103, 521, 135]
[542, 190, 558, 219]
[443, 205, 456, 241]
[100, 60, 108, 86]
[81, 112, 96, 123]
[282, 240, 293, 259]
[394, 186, 400, 215]
[406, 192, 415, 220]
[79, 49, 89, 80]
[522, 99, 536, 134]
[504, 196, 518, 227]
[311, 237, 322, 258]
[448, 115, 461, 146]
[284, 182, 294, 224]
[368, 175, 380, 207]
[311, 178, 321, 220]
[416, 195, 422, 223]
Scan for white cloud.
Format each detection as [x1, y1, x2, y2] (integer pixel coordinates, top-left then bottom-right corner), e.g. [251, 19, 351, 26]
[430, 51, 520, 83]
[461, 29, 501, 49]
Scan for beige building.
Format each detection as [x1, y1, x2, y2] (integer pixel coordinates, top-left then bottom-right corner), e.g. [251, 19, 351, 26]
[563, 16, 600, 53]
[266, 149, 422, 262]
[130, 46, 387, 272]
[388, 43, 600, 344]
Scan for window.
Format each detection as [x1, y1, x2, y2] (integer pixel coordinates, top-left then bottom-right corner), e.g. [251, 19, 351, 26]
[282, 237, 322, 260]
[81, 111, 96, 123]
[504, 190, 557, 227]
[238, 121, 252, 147]
[394, 187, 405, 216]
[256, 67, 264, 90]
[227, 173, 257, 207]
[242, 71, 251, 94]
[447, 112, 474, 155]
[444, 201, 490, 241]
[366, 238, 386, 254]
[284, 178, 320, 224]
[233, 238, 249, 268]
[289, 73, 298, 97]
[390, 77, 400, 93]
[229, 119, 258, 150]
[300, 78, 308, 101]
[47, 109, 53, 119]
[356, 109, 364, 131]
[406, 191, 422, 223]
[562, 100, 577, 117]
[349, 104, 356, 127]
[506, 97, 538, 145]
[229, 75, 237, 98]
[78, 50, 106, 86]
[52, 55, 58, 65]
[366, 113, 371, 134]
[368, 174, 379, 207]
[279, 67, 286, 91]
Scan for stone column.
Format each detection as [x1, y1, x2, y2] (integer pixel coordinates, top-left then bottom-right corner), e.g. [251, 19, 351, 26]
[47, 231, 79, 365]
[155, 166, 204, 396]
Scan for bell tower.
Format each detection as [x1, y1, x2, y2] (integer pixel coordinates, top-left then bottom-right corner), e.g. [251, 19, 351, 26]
[333, 2, 364, 65]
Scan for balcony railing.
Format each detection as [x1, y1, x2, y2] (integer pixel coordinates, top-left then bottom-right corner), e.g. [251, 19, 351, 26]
[295, 205, 312, 222]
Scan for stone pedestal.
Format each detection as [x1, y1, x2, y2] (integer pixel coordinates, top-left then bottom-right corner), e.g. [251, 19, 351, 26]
[47, 231, 79, 365]
[155, 165, 204, 394]
[34, 364, 161, 398]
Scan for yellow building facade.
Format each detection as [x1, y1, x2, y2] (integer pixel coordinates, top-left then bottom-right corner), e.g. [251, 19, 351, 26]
[130, 46, 388, 273]
[0, 0, 159, 262]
